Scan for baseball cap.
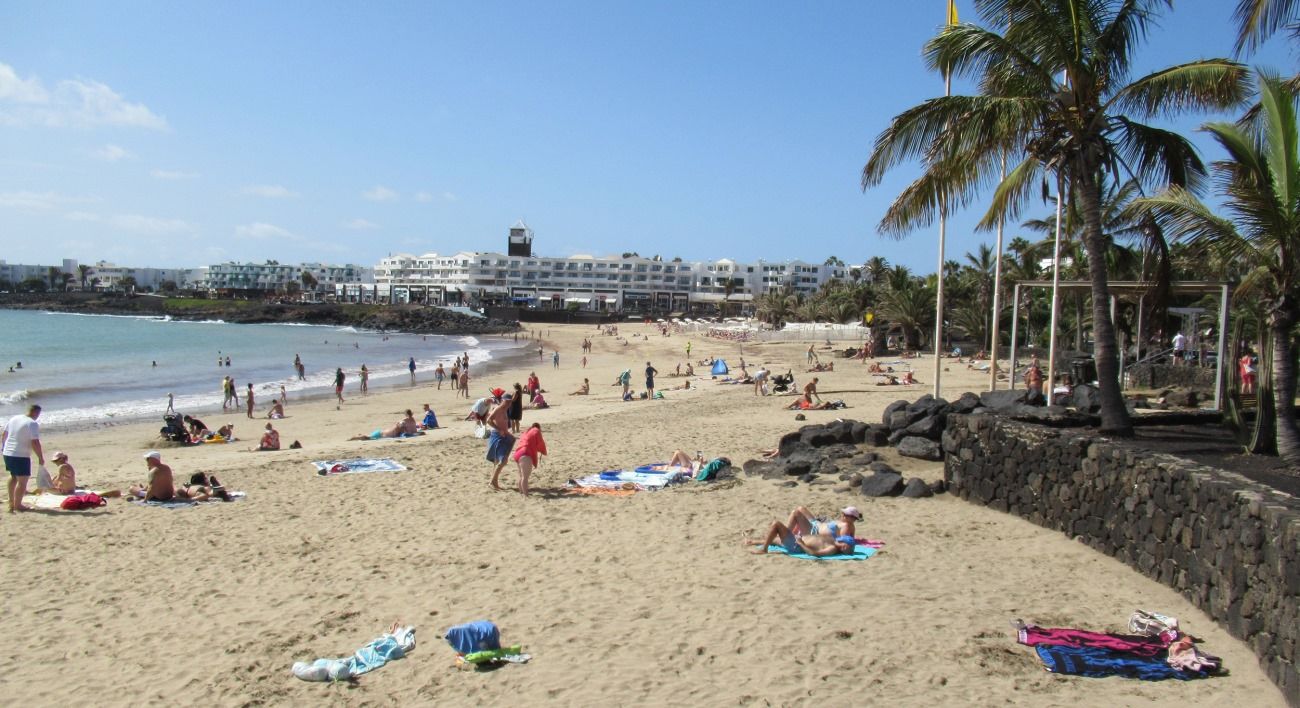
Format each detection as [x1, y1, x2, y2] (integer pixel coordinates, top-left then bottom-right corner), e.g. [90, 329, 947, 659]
[841, 506, 862, 520]
[144, 450, 161, 460]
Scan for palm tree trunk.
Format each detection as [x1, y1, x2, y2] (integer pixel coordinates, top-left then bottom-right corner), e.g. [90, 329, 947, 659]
[1075, 172, 1133, 435]
[1269, 306, 1300, 466]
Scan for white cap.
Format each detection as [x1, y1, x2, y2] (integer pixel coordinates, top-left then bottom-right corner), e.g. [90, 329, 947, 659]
[144, 450, 161, 460]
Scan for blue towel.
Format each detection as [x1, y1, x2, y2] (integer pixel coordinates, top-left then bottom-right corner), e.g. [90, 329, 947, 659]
[444, 621, 500, 655]
[1034, 645, 1206, 680]
[765, 544, 877, 561]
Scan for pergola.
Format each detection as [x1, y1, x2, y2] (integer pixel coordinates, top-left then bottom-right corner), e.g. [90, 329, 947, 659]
[1008, 280, 1232, 411]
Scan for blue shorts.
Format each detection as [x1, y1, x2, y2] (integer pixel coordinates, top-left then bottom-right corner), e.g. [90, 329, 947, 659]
[4, 455, 31, 477]
[485, 430, 515, 463]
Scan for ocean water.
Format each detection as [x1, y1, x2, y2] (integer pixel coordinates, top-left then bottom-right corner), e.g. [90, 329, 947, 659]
[0, 309, 517, 428]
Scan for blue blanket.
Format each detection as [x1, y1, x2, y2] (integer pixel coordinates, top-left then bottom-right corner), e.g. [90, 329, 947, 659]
[571, 469, 686, 490]
[1035, 645, 1206, 680]
[765, 544, 877, 561]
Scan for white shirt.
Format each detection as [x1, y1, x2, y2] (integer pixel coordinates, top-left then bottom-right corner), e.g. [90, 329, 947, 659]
[1, 414, 39, 457]
[1172, 333, 1187, 351]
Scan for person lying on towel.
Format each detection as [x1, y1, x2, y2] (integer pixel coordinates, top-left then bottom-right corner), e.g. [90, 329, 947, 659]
[746, 519, 856, 557]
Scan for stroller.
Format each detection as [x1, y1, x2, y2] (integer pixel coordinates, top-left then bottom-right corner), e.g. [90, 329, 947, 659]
[160, 413, 188, 443]
[771, 371, 795, 393]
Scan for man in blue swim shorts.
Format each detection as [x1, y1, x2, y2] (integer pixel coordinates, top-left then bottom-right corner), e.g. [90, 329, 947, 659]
[2, 404, 44, 513]
[485, 395, 515, 491]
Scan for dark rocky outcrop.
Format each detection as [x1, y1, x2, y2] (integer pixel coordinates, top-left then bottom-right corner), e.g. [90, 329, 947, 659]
[860, 472, 905, 497]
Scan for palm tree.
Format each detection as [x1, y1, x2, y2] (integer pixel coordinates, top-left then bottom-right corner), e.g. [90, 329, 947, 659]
[861, 0, 1248, 434]
[1137, 71, 1300, 465]
[1234, 0, 1299, 55]
[877, 279, 935, 350]
[824, 255, 845, 267]
[77, 264, 93, 290]
[863, 256, 890, 285]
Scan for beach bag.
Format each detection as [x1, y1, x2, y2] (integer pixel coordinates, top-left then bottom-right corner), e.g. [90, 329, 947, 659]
[61, 493, 107, 510]
[36, 465, 54, 490]
[696, 457, 730, 482]
[1128, 610, 1178, 637]
[473, 424, 488, 439]
[445, 621, 500, 655]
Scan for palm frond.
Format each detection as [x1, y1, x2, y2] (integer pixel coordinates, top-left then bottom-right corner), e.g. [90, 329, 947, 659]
[1233, 0, 1300, 55]
[1111, 60, 1250, 119]
[1110, 118, 1208, 192]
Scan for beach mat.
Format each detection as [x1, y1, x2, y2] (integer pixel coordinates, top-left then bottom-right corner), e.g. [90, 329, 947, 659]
[28, 493, 112, 511]
[765, 544, 878, 561]
[136, 491, 246, 508]
[313, 458, 407, 476]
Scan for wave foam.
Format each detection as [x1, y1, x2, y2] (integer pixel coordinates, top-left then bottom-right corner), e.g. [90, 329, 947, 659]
[0, 389, 29, 405]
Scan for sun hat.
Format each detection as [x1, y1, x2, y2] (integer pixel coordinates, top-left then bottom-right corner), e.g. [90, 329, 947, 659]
[53, 451, 68, 461]
[144, 450, 161, 460]
[841, 506, 862, 520]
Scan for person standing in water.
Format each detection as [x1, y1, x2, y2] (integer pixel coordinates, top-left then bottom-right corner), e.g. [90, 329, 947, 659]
[360, 364, 369, 395]
[408, 357, 417, 385]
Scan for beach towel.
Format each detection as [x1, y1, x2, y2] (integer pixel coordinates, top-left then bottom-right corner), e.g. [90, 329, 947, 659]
[569, 469, 686, 491]
[1017, 625, 1173, 657]
[1033, 645, 1208, 680]
[138, 491, 246, 508]
[764, 544, 878, 561]
[293, 625, 417, 682]
[29, 492, 112, 511]
[313, 458, 407, 476]
[444, 621, 500, 655]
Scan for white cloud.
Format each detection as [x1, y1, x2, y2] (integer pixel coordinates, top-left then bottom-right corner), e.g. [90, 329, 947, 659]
[61, 210, 195, 234]
[235, 222, 302, 241]
[0, 190, 98, 210]
[415, 191, 433, 203]
[362, 185, 399, 202]
[343, 218, 379, 230]
[151, 168, 199, 180]
[0, 63, 49, 103]
[93, 144, 132, 161]
[442, 191, 459, 202]
[0, 63, 167, 130]
[240, 184, 299, 198]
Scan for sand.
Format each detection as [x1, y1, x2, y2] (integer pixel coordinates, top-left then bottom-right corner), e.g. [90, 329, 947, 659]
[0, 322, 1285, 706]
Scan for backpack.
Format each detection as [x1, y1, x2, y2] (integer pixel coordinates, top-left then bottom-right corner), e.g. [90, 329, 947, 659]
[61, 493, 107, 510]
[696, 457, 731, 482]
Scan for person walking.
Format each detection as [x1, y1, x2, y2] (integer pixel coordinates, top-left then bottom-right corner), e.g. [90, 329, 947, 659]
[552, 351, 560, 369]
[245, 383, 255, 419]
[334, 367, 346, 408]
[2, 404, 44, 513]
[408, 356, 417, 385]
[360, 364, 369, 395]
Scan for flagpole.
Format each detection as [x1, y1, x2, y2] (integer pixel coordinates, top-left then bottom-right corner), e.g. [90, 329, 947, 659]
[988, 151, 1006, 391]
[933, 68, 950, 399]
[934, 0, 957, 398]
[1046, 171, 1064, 399]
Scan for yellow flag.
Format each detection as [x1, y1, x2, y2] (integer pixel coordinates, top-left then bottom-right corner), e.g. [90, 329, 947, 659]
[947, 0, 959, 25]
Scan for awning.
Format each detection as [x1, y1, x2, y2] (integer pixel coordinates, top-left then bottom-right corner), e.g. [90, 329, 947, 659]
[565, 297, 591, 304]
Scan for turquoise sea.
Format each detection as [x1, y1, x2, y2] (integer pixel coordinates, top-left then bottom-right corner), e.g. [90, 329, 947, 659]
[0, 309, 517, 429]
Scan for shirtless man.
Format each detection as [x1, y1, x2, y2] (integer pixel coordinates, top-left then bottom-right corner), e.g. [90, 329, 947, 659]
[130, 451, 209, 502]
[747, 520, 855, 556]
[802, 377, 821, 406]
[486, 394, 515, 490]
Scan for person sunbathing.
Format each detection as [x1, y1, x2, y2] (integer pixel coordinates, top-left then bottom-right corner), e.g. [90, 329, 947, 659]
[664, 449, 703, 470]
[900, 371, 917, 385]
[349, 411, 418, 441]
[530, 392, 550, 409]
[570, 378, 590, 395]
[785, 505, 861, 539]
[746, 520, 855, 556]
[216, 423, 235, 440]
[268, 400, 285, 419]
[807, 362, 834, 372]
[875, 375, 900, 386]
[184, 415, 209, 440]
[785, 398, 836, 410]
[685, 362, 694, 376]
[257, 423, 281, 451]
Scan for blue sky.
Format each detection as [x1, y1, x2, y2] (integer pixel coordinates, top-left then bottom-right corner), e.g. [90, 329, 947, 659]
[1, 1, 1294, 272]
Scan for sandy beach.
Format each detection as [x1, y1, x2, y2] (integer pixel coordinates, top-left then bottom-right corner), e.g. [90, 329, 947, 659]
[0, 322, 1284, 706]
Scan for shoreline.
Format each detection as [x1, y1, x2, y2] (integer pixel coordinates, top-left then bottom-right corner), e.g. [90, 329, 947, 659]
[0, 322, 1284, 706]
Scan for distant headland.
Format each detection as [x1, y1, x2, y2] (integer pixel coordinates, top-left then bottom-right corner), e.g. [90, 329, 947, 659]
[0, 292, 520, 335]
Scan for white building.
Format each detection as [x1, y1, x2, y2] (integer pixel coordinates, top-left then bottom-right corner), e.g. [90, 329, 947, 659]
[360, 223, 847, 313]
[204, 261, 372, 299]
[0, 259, 79, 290]
[82, 261, 190, 292]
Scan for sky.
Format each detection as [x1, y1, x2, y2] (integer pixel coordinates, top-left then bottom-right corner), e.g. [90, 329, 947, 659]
[1, 1, 1296, 273]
